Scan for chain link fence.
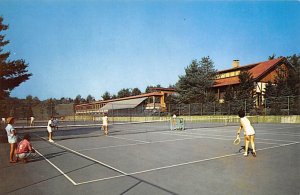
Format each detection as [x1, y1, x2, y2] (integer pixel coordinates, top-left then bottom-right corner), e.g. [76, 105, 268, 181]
[1, 95, 299, 122]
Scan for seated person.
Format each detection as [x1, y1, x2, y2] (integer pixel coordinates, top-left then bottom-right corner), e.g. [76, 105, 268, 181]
[16, 134, 36, 163]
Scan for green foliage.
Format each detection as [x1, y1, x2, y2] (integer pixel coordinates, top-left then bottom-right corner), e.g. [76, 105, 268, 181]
[176, 56, 217, 104]
[236, 71, 255, 99]
[268, 54, 276, 60]
[74, 95, 85, 105]
[286, 54, 300, 96]
[224, 86, 234, 102]
[102, 91, 111, 100]
[131, 88, 141, 96]
[0, 17, 32, 99]
[117, 88, 131, 98]
[86, 95, 95, 103]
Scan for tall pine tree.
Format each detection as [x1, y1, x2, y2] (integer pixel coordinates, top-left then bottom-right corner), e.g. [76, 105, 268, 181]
[0, 17, 32, 99]
[176, 56, 217, 104]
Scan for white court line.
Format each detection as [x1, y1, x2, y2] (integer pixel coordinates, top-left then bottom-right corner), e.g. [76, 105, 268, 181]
[253, 132, 300, 136]
[108, 135, 150, 143]
[75, 141, 299, 185]
[34, 149, 78, 185]
[34, 134, 129, 185]
[188, 125, 300, 134]
[162, 131, 296, 144]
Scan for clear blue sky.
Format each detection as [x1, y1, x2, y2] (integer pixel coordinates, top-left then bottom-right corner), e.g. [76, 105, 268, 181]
[0, 0, 299, 100]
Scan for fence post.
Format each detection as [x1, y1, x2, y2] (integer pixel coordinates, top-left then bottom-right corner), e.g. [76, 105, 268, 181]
[264, 98, 267, 116]
[112, 103, 114, 124]
[287, 96, 290, 115]
[201, 103, 203, 116]
[214, 102, 216, 115]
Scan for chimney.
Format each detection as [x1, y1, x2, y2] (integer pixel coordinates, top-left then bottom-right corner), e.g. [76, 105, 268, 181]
[232, 60, 240, 68]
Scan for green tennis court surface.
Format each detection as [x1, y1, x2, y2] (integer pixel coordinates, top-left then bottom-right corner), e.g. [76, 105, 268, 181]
[1, 122, 299, 195]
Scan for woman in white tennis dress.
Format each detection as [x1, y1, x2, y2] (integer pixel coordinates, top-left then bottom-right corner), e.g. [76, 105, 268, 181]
[236, 110, 256, 157]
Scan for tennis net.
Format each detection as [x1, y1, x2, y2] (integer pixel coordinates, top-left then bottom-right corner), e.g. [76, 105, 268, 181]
[172, 116, 258, 130]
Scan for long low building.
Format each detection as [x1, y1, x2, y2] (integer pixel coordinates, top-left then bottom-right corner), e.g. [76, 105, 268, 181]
[75, 88, 176, 115]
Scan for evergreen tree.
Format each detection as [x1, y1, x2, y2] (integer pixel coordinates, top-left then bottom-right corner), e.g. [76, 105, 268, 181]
[117, 88, 131, 98]
[0, 17, 32, 99]
[86, 94, 95, 103]
[264, 81, 277, 98]
[286, 54, 300, 96]
[236, 71, 255, 113]
[176, 56, 217, 104]
[224, 86, 235, 102]
[236, 71, 255, 100]
[131, 88, 141, 96]
[268, 54, 276, 60]
[102, 91, 111, 100]
[74, 95, 83, 105]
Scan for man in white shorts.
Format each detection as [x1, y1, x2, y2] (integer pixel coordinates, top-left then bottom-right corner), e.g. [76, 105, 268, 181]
[47, 117, 54, 142]
[236, 109, 256, 157]
[102, 113, 108, 135]
[172, 113, 177, 130]
[30, 116, 35, 126]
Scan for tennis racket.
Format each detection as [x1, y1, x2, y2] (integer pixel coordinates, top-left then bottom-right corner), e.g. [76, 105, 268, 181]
[233, 135, 241, 145]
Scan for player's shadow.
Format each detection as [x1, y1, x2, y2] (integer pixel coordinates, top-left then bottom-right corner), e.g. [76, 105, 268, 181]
[28, 151, 67, 163]
[238, 146, 255, 155]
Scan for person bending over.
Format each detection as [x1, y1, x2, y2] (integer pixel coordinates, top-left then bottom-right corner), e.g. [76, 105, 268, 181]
[236, 109, 257, 157]
[16, 134, 36, 163]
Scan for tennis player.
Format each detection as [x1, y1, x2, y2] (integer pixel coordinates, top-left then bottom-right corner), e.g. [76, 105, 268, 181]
[47, 117, 54, 142]
[5, 117, 18, 163]
[172, 113, 177, 130]
[236, 109, 257, 157]
[30, 116, 35, 126]
[16, 134, 36, 163]
[102, 113, 108, 135]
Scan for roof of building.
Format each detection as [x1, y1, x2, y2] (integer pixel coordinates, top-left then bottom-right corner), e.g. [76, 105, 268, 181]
[76, 92, 164, 107]
[100, 97, 148, 111]
[213, 57, 286, 88]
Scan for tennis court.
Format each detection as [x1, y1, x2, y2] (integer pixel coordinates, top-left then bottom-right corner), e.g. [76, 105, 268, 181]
[0, 120, 299, 195]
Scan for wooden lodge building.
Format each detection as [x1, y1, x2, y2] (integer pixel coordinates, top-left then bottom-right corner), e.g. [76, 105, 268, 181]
[75, 57, 293, 115]
[213, 57, 293, 106]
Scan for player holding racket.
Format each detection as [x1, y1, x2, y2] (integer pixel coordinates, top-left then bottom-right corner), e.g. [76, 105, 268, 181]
[236, 109, 257, 157]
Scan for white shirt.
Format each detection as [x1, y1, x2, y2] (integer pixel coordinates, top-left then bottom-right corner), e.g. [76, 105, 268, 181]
[47, 119, 53, 132]
[6, 124, 17, 143]
[240, 117, 255, 136]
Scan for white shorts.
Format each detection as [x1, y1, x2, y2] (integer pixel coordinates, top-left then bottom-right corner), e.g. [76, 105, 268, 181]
[7, 136, 17, 144]
[16, 152, 36, 159]
[47, 127, 52, 133]
[245, 127, 255, 136]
